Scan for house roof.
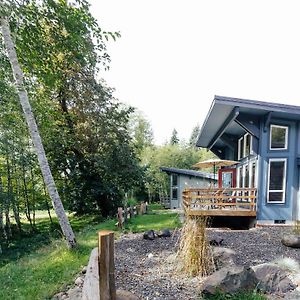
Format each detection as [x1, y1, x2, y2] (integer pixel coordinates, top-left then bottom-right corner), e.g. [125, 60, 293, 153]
[160, 167, 217, 180]
[196, 95, 300, 149]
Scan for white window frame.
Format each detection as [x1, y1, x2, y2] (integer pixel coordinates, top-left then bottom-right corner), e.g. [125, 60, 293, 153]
[238, 137, 243, 160]
[267, 158, 287, 204]
[270, 124, 288, 150]
[238, 133, 253, 160]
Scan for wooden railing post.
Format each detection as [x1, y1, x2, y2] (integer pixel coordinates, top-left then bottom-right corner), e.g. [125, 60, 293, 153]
[98, 230, 116, 300]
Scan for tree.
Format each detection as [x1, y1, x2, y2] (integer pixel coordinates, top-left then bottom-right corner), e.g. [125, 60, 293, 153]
[140, 143, 215, 200]
[0, 0, 142, 224]
[0, 17, 76, 248]
[129, 111, 154, 156]
[189, 124, 200, 147]
[170, 128, 179, 145]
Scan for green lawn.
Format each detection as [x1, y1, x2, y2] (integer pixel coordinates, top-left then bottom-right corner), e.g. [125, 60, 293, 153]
[0, 204, 180, 300]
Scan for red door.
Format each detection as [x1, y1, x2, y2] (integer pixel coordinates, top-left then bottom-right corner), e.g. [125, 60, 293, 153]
[218, 168, 236, 188]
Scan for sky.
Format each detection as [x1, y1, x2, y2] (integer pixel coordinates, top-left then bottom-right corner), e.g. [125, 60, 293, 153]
[89, 0, 300, 145]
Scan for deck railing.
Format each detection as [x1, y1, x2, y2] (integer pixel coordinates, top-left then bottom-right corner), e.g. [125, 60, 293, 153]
[182, 187, 257, 217]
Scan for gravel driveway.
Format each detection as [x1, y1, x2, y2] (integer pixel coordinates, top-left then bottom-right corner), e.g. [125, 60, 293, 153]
[115, 226, 300, 300]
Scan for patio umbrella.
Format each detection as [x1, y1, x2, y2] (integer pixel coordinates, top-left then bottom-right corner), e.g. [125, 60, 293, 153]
[192, 158, 239, 181]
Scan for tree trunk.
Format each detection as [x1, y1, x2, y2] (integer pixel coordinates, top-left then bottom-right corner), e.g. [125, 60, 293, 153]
[6, 149, 22, 232]
[1, 18, 76, 248]
[0, 176, 7, 242]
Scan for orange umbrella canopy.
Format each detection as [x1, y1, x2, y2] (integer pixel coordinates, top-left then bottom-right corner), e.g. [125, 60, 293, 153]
[192, 159, 239, 169]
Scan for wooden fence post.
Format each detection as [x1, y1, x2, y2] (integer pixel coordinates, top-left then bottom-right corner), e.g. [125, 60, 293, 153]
[117, 207, 123, 228]
[124, 206, 128, 224]
[98, 230, 116, 300]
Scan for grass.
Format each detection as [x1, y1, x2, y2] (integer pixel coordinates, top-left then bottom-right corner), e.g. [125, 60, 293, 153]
[126, 205, 181, 232]
[0, 203, 180, 300]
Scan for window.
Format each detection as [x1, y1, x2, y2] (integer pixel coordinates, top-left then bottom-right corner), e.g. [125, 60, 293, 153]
[171, 174, 178, 186]
[172, 187, 178, 199]
[270, 125, 288, 150]
[267, 159, 287, 203]
[171, 174, 178, 200]
[251, 162, 256, 188]
[238, 133, 252, 159]
[237, 161, 257, 189]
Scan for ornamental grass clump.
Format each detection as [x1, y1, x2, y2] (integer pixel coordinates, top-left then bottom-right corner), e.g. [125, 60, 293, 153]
[177, 216, 215, 277]
[293, 220, 300, 235]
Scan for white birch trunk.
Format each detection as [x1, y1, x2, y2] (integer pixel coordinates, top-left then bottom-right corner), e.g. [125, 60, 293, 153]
[0, 18, 76, 248]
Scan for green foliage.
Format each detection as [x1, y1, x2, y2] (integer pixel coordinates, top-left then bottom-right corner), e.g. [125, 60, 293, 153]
[140, 143, 215, 200]
[129, 111, 154, 156]
[127, 197, 138, 206]
[170, 128, 179, 145]
[0, 0, 143, 219]
[126, 210, 181, 233]
[189, 124, 200, 146]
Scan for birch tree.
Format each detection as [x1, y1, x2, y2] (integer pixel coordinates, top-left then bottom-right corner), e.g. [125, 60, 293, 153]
[0, 18, 76, 248]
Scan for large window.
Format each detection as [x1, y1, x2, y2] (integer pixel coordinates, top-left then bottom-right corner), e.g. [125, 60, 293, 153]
[270, 125, 288, 150]
[171, 174, 178, 186]
[171, 174, 178, 199]
[267, 159, 287, 203]
[237, 161, 256, 189]
[238, 133, 252, 160]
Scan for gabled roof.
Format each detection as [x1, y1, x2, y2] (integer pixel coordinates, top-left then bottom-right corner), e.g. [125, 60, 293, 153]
[196, 95, 300, 149]
[160, 167, 216, 180]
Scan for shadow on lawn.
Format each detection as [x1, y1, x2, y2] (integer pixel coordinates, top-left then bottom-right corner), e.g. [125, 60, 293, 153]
[0, 215, 100, 268]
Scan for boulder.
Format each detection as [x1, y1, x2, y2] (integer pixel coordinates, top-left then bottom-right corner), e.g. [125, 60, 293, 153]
[282, 235, 300, 248]
[212, 247, 236, 270]
[284, 289, 300, 300]
[143, 230, 155, 240]
[252, 264, 296, 294]
[66, 287, 82, 300]
[157, 229, 171, 238]
[201, 265, 258, 296]
[209, 238, 224, 246]
[74, 276, 84, 286]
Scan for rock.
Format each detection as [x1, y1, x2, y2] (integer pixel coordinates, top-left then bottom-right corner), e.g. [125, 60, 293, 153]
[143, 230, 155, 240]
[66, 287, 82, 300]
[147, 253, 154, 259]
[209, 238, 224, 246]
[201, 265, 258, 296]
[212, 247, 236, 270]
[252, 264, 296, 294]
[117, 289, 140, 300]
[74, 276, 84, 286]
[52, 292, 66, 299]
[282, 235, 300, 248]
[284, 289, 300, 299]
[157, 229, 171, 238]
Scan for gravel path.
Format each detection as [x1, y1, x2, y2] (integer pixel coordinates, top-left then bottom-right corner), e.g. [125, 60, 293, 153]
[115, 226, 300, 300]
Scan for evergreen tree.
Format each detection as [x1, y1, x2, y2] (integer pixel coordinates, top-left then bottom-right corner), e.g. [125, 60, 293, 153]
[170, 129, 179, 145]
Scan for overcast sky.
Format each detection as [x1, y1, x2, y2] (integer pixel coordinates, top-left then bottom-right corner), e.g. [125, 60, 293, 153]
[89, 0, 300, 144]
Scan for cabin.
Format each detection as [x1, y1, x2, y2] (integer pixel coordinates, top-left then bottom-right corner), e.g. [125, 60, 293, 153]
[186, 95, 300, 225]
[160, 167, 216, 209]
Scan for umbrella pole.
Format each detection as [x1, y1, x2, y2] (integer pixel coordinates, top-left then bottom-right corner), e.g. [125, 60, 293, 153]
[213, 163, 216, 187]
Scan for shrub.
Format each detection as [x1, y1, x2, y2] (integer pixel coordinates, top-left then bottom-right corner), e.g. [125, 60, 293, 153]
[177, 216, 214, 276]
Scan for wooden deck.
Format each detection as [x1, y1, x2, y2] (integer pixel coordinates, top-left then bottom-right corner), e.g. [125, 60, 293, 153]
[183, 187, 257, 217]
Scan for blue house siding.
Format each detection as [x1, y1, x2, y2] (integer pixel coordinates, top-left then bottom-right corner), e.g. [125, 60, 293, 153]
[196, 96, 300, 223]
[257, 118, 297, 222]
